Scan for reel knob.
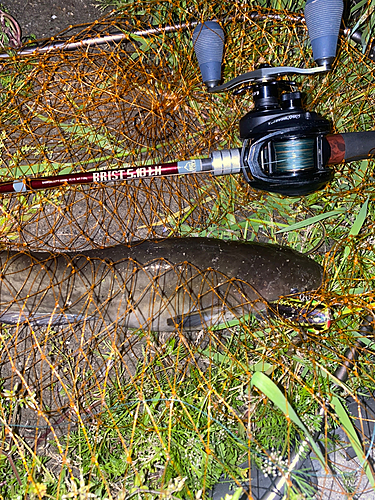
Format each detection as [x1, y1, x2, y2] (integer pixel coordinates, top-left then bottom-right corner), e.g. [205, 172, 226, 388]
[192, 21, 224, 88]
[304, 0, 344, 68]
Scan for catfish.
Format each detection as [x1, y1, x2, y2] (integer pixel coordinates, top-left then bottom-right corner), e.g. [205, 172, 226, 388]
[0, 238, 324, 331]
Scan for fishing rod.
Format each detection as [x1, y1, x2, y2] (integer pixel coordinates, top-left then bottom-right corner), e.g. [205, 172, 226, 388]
[0, 5, 370, 60]
[1, 129, 373, 195]
[0, 10, 304, 59]
[2, 0, 375, 198]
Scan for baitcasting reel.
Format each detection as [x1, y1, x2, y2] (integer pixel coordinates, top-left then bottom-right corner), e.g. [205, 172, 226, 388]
[223, 67, 333, 196]
[193, 0, 344, 197]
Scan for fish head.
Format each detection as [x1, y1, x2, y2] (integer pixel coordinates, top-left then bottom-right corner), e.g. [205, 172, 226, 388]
[269, 297, 332, 330]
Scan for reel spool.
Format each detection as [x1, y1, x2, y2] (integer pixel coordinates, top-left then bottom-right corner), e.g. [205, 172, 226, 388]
[192, 0, 344, 197]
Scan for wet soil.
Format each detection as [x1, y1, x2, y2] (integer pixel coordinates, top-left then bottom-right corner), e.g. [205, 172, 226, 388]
[1, 0, 111, 40]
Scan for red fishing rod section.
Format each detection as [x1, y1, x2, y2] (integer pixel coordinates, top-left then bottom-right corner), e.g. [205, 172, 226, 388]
[0, 150, 241, 195]
[0, 132, 373, 195]
[0, 162, 181, 194]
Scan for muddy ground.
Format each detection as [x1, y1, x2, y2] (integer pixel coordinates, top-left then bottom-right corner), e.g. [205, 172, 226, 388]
[1, 0, 111, 40]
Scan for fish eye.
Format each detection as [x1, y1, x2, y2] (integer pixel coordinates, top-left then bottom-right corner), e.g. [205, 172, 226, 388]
[290, 288, 299, 294]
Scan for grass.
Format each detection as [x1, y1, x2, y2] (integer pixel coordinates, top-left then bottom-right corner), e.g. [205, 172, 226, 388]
[0, 0, 375, 499]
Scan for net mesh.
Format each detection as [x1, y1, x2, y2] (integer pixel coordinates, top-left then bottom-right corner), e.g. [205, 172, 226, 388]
[0, 1, 374, 498]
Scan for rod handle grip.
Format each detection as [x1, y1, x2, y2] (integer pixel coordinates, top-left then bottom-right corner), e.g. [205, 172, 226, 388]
[327, 131, 375, 164]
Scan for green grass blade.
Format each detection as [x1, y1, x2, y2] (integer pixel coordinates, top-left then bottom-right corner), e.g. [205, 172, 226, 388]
[349, 197, 369, 237]
[333, 197, 369, 282]
[330, 395, 375, 488]
[228, 487, 245, 500]
[276, 209, 346, 233]
[251, 372, 326, 466]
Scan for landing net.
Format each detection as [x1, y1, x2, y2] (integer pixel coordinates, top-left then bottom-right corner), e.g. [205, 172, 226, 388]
[0, 1, 374, 499]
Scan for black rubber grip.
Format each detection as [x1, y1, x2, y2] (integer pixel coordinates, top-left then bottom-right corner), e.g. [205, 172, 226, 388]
[342, 131, 375, 161]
